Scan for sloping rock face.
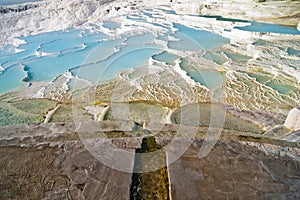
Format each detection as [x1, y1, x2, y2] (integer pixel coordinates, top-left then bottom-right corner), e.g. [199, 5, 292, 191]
[0, 122, 299, 199]
[168, 140, 300, 199]
[0, 134, 133, 199]
[0, 122, 136, 199]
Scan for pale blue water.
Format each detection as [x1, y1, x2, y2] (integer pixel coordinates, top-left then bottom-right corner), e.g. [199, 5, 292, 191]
[223, 51, 251, 62]
[180, 59, 225, 90]
[204, 52, 226, 65]
[142, 11, 155, 18]
[38, 38, 88, 54]
[0, 29, 111, 93]
[0, 0, 40, 6]
[237, 21, 300, 35]
[81, 39, 123, 64]
[72, 44, 162, 83]
[1, 29, 84, 70]
[168, 23, 229, 51]
[24, 42, 101, 82]
[125, 33, 154, 45]
[152, 51, 178, 65]
[126, 15, 146, 22]
[287, 47, 300, 57]
[199, 15, 300, 35]
[0, 64, 27, 93]
[266, 81, 298, 95]
[1, 9, 298, 95]
[103, 21, 120, 29]
[156, 8, 176, 15]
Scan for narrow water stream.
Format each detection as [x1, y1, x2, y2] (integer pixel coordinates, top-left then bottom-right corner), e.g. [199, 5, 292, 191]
[130, 136, 170, 200]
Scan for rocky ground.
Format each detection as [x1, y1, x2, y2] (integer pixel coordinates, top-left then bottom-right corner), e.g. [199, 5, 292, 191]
[0, 122, 299, 199]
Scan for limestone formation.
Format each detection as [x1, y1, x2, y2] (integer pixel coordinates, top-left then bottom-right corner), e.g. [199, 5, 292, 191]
[284, 107, 300, 131]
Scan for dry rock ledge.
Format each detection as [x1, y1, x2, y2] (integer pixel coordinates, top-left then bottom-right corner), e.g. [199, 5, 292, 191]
[0, 121, 300, 199]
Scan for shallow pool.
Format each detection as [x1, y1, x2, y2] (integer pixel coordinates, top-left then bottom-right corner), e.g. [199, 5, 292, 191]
[152, 51, 178, 65]
[180, 59, 225, 90]
[236, 21, 300, 35]
[168, 23, 229, 51]
[103, 21, 120, 29]
[0, 8, 299, 97]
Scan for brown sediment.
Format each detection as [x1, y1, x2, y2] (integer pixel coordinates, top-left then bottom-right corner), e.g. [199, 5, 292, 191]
[130, 136, 170, 200]
[0, 122, 299, 199]
[167, 139, 300, 199]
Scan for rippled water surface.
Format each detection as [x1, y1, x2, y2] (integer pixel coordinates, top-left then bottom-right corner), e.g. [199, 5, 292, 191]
[0, 7, 299, 110]
[0, 12, 231, 93]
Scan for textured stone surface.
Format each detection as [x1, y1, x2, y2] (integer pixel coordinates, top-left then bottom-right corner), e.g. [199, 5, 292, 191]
[168, 139, 300, 200]
[0, 141, 133, 200]
[0, 122, 299, 199]
[0, 122, 135, 200]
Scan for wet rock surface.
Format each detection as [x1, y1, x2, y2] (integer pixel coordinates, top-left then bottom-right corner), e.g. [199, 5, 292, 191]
[130, 136, 170, 200]
[168, 139, 300, 199]
[0, 140, 133, 200]
[0, 122, 299, 199]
